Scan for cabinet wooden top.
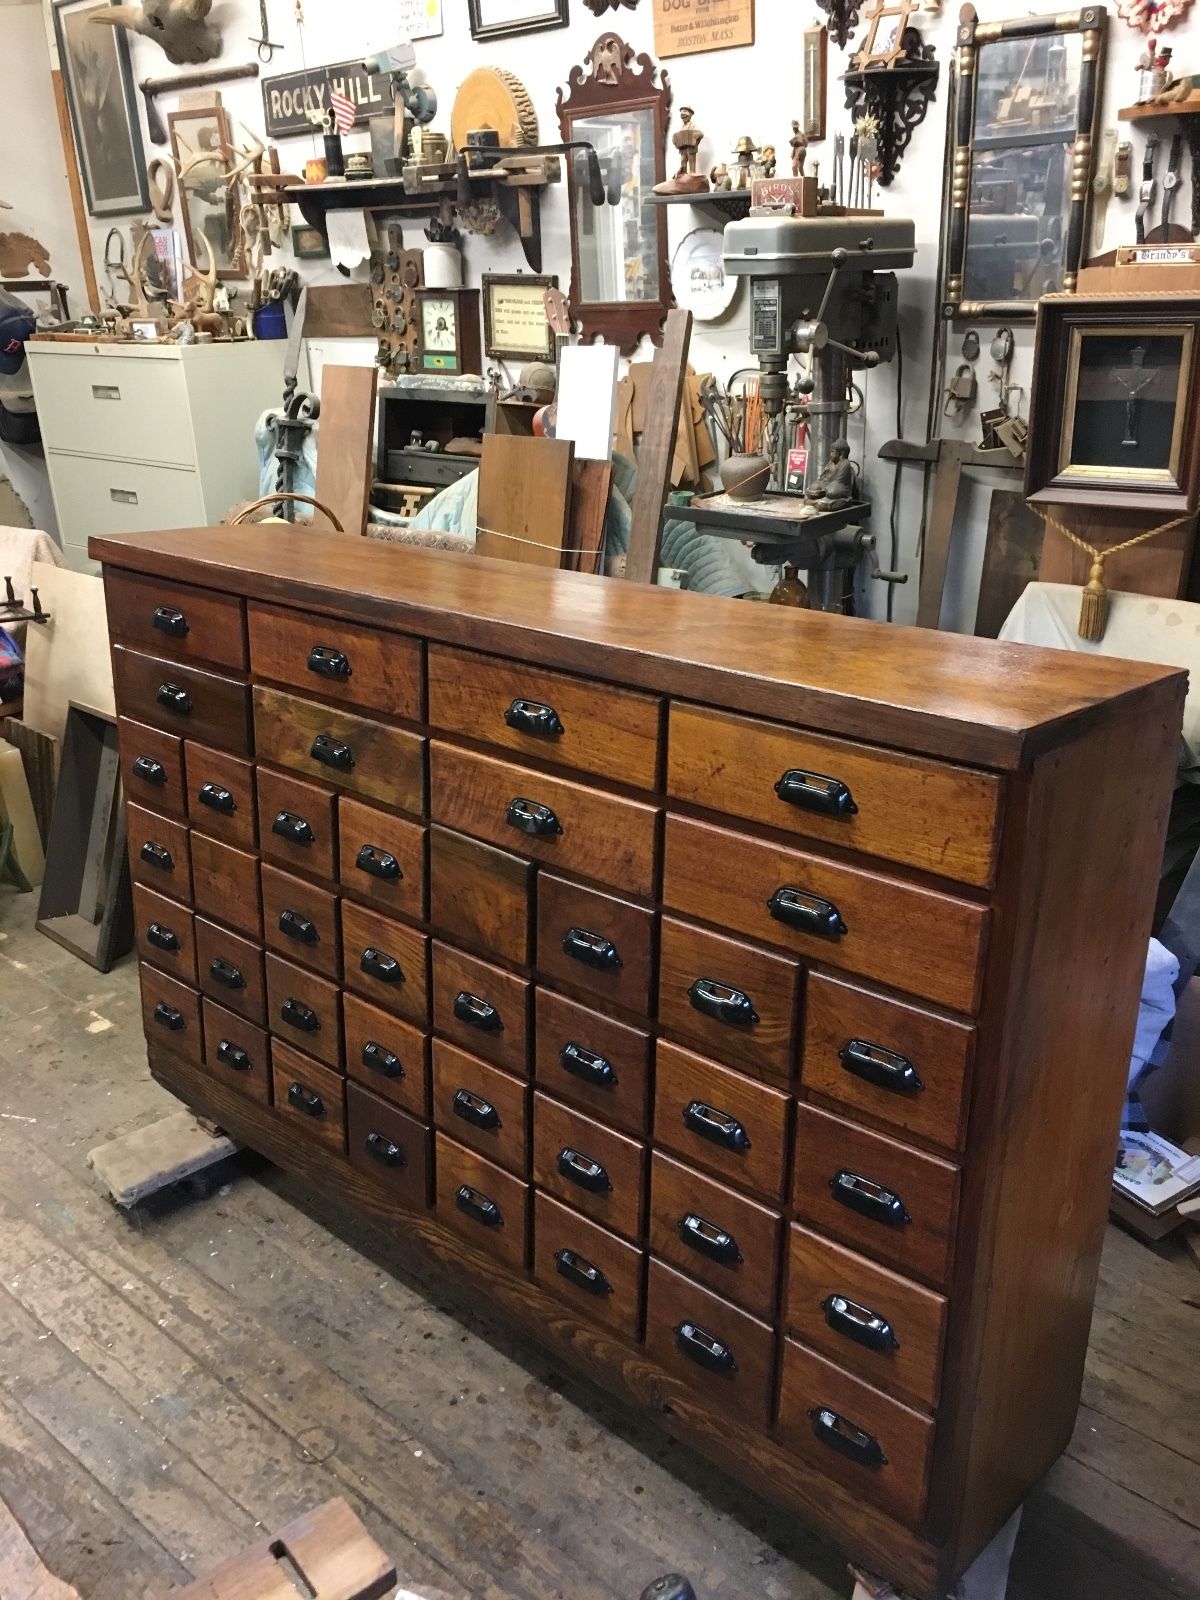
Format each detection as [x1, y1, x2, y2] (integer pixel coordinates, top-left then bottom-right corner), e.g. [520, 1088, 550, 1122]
[91, 526, 1185, 771]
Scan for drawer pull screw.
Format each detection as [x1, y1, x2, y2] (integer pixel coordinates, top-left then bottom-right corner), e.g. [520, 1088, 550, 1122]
[356, 844, 402, 880]
[272, 810, 314, 844]
[146, 922, 178, 952]
[688, 978, 759, 1028]
[453, 1088, 501, 1130]
[774, 769, 858, 817]
[308, 644, 352, 681]
[767, 886, 847, 940]
[455, 1184, 502, 1226]
[840, 1040, 924, 1096]
[505, 698, 565, 739]
[562, 927, 622, 971]
[151, 605, 188, 638]
[362, 1041, 404, 1078]
[560, 1042, 618, 1088]
[365, 1130, 406, 1168]
[505, 797, 563, 838]
[674, 1320, 737, 1375]
[829, 1169, 912, 1228]
[216, 1040, 252, 1072]
[287, 1081, 325, 1117]
[822, 1293, 900, 1353]
[683, 1099, 751, 1153]
[557, 1146, 612, 1193]
[453, 991, 503, 1032]
[199, 782, 236, 815]
[679, 1213, 743, 1266]
[808, 1407, 888, 1469]
[555, 1248, 612, 1295]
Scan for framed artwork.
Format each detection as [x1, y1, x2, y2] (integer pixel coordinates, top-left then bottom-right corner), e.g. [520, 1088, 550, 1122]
[291, 225, 330, 260]
[482, 274, 557, 362]
[169, 105, 243, 281]
[468, 0, 569, 39]
[53, 0, 149, 218]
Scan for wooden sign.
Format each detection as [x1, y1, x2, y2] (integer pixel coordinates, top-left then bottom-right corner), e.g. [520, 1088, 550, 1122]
[653, 0, 754, 58]
[262, 60, 391, 140]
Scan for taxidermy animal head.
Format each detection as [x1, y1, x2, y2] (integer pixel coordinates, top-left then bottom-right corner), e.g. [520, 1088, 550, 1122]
[91, 0, 221, 67]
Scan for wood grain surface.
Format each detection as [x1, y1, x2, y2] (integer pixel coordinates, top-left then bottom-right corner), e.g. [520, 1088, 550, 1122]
[643, 1257, 774, 1428]
[432, 1039, 531, 1177]
[476, 434, 574, 569]
[429, 825, 532, 967]
[200, 998, 271, 1107]
[343, 993, 430, 1118]
[346, 1084, 432, 1215]
[195, 916, 266, 1026]
[265, 955, 343, 1071]
[259, 864, 341, 980]
[340, 901, 429, 1028]
[184, 743, 257, 851]
[533, 987, 652, 1135]
[532, 1092, 647, 1243]
[132, 884, 196, 987]
[532, 1192, 644, 1342]
[138, 963, 202, 1067]
[653, 1040, 792, 1202]
[126, 801, 191, 901]
[434, 1135, 530, 1272]
[248, 601, 422, 720]
[190, 834, 261, 939]
[432, 941, 531, 1077]
[105, 567, 247, 670]
[256, 766, 337, 881]
[340, 800, 427, 924]
[253, 686, 426, 812]
[118, 717, 186, 820]
[270, 1041, 347, 1155]
[112, 647, 251, 756]
[649, 1150, 783, 1320]
[536, 872, 656, 1017]
[313, 364, 378, 538]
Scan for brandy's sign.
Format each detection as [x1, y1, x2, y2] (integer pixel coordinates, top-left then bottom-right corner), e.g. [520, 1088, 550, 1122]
[261, 59, 391, 139]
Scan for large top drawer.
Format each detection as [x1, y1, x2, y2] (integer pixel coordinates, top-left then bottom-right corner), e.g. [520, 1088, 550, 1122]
[29, 348, 193, 465]
[106, 568, 247, 670]
[248, 602, 422, 720]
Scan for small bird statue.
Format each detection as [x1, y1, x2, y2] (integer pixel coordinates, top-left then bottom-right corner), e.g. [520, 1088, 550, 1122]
[91, 0, 221, 66]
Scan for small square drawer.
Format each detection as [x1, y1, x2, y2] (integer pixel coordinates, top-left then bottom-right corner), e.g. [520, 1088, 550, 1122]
[265, 954, 343, 1071]
[432, 1039, 530, 1176]
[341, 799, 427, 924]
[248, 602, 423, 721]
[271, 1040, 346, 1154]
[127, 803, 191, 900]
[658, 916, 800, 1085]
[261, 865, 340, 980]
[140, 965, 202, 1066]
[119, 718, 186, 821]
[435, 1134, 530, 1272]
[342, 901, 429, 1027]
[113, 645, 251, 755]
[644, 1259, 775, 1429]
[132, 883, 196, 985]
[343, 993, 429, 1117]
[257, 767, 337, 881]
[775, 1339, 935, 1530]
[429, 825, 531, 965]
[200, 999, 271, 1106]
[533, 988, 651, 1137]
[654, 1041, 791, 1203]
[649, 1152, 782, 1321]
[533, 1192, 644, 1343]
[432, 942, 530, 1077]
[191, 833, 261, 939]
[106, 569, 247, 670]
[532, 1092, 646, 1243]
[536, 873, 655, 1018]
[346, 1082, 431, 1210]
[185, 744, 257, 851]
[253, 686, 425, 814]
[195, 917, 266, 1026]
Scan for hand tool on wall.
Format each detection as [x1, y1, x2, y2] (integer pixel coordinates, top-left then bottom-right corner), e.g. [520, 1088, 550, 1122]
[138, 63, 260, 145]
[250, 0, 281, 61]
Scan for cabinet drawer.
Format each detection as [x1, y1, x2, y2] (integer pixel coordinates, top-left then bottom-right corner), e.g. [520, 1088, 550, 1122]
[658, 916, 800, 1085]
[248, 602, 422, 721]
[261, 865, 340, 980]
[793, 1105, 960, 1288]
[644, 1259, 774, 1428]
[346, 1083, 431, 1210]
[113, 646, 251, 755]
[533, 1192, 644, 1343]
[184, 744, 256, 850]
[253, 686, 425, 812]
[140, 965, 202, 1066]
[785, 1225, 947, 1412]
[257, 768, 337, 882]
[342, 902, 429, 1027]
[35, 351, 192, 463]
[191, 834, 261, 939]
[265, 954, 343, 1071]
[667, 702, 1002, 889]
[537, 873, 654, 1017]
[776, 1339, 934, 1529]
[127, 803, 191, 900]
[432, 942, 530, 1076]
[532, 1092, 646, 1243]
[533, 988, 651, 1136]
[429, 826, 531, 965]
[343, 993, 429, 1117]
[105, 569, 246, 670]
[435, 1135, 529, 1271]
[195, 918, 266, 1026]
[430, 742, 659, 899]
[432, 1039, 530, 1176]
[132, 884, 195, 984]
[654, 1041, 791, 1203]
[428, 644, 661, 789]
[662, 815, 988, 1016]
[649, 1152, 782, 1321]
[340, 799, 426, 923]
[271, 1041, 346, 1154]
[119, 718, 186, 821]
[802, 973, 975, 1152]
[200, 1000, 271, 1106]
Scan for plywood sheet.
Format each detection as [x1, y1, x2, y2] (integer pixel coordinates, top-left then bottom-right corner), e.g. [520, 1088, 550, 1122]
[0, 745, 45, 886]
[314, 364, 378, 537]
[21, 564, 113, 749]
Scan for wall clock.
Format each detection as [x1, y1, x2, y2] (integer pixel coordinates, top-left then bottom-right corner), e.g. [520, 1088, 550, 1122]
[415, 288, 484, 376]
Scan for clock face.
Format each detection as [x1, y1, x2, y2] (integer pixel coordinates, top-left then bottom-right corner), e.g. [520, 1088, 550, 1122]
[422, 297, 457, 352]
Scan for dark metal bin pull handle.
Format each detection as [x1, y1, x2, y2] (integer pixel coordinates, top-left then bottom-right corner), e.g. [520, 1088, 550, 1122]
[287, 1081, 325, 1118]
[356, 844, 401, 880]
[767, 886, 847, 940]
[453, 991, 502, 1032]
[272, 810, 314, 845]
[559, 1042, 617, 1088]
[362, 1040, 403, 1078]
[132, 755, 166, 785]
[809, 1407, 888, 1469]
[822, 1293, 900, 1353]
[840, 1039, 924, 1096]
[140, 841, 173, 871]
[505, 698, 565, 739]
[281, 997, 320, 1032]
[505, 797, 563, 838]
[146, 922, 178, 952]
[365, 1130, 406, 1168]
[153, 1000, 184, 1031]
[557, 1147, 612, 1193]
[310, 732, 354, 771]
[774, 768, 858, 817]
[199, 782, 236, 814]
[209, 957, 245, 990]
[679, 1213, 743, 1266]
[455, 1184, 502, 1227]
[156, 682, 191, 715]
[684, 1099, 751, 1153]
[152, 604, 188, 637]
[216, 1039, 251, 1072]
[830, 1169, 911, 1229]
[688, 978, 759, 1029]
[361, 946, 403, 984]
[562, 927, 622, 971]
[555, 1249, 612, 1295]
[675, 1321, 737, 1375]
[308, 644, 352, 681]
[279, 908, 318, 945]
[454, 1088, 500, 1130]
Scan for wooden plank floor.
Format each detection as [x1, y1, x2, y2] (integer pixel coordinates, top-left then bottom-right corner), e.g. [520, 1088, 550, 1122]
[0, 889, 1197, 1600]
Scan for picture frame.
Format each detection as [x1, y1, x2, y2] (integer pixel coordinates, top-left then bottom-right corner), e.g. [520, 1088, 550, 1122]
[482, 274, 558, 362]
[168, 105, 243, 282]
[52, 0, 149, 218]
[468, 0, 569, 40]
[291, 225, 331, 261]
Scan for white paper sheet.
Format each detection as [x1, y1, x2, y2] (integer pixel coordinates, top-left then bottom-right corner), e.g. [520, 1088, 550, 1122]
[556, 343, 620, 462]
[326, 209, 371, 272]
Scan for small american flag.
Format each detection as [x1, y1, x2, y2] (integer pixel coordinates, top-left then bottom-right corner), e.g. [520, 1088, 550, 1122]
[328, 88, 356, 135]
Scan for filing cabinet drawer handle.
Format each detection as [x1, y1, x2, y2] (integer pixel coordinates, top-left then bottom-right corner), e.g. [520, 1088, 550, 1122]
[562, 927, 623, 971]
[774, 768, 858, 817]
[453, 1088, 500, 1130]
[830, 1169, 912, 1228]
[361, 946, 403, 984]
[308, 644, 352, 681]
[132, 755, 167, 785]
[272, 810, 314, 845]
[199, 782, 236, 815]
[140, 841, 174, 871]
[684, 1099, 751, 1153]
[156, 682, 192, 715]
[356, 843, 402, 880]
[453, 991, 503, 1032]
[557, 1147, 612, 1193]
[560, 1041, 618, 1088]
[822, 1293, 900, 1354]
[152, 1000, 184, 1031]
[310, 732, 355, 771]
[679, 1212, 743, 1266]
[554, 1249, 612, 1296]
[287, 1081, 326, 1117]
[362, 1040, 404, 1078]
[365, 1130, 406, 1168]
[505, 797, 563, 838]
[504, 698, 565, 739]
[146, 922, 179, 953]
[152, 605, 188, 638]
[808, 1407, 888, 1469]
[281, 997, 320, 1032]
[767, 886, 847, 940]
[279, 908, 319, 945]
[216, 1039, 252, 1072]
[455, 1184, 502, 1227]
[840, 1039, 924, 1096]
[209, 957, 246, 990]
[688, 978, 760, 1029]
[674, 1320, 737, 1375]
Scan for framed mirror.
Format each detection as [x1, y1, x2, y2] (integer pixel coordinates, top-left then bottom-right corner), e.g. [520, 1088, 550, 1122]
[169, 105, 243, 281]
[942, 3, 1106, 319]
[557, 33, 673, 354]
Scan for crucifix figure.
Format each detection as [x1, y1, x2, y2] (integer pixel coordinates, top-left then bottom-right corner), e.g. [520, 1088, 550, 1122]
[1110, 342, 1156, 449]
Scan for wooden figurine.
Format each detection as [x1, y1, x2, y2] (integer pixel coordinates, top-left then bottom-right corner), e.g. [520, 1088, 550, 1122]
[710, 162, 732, 190]
[655, 106, 709, 195]
[790, 119, 809, 176]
